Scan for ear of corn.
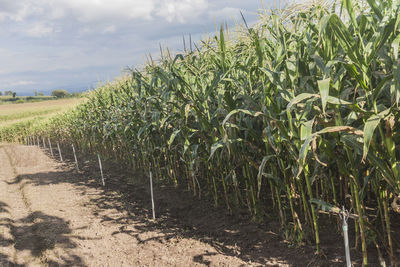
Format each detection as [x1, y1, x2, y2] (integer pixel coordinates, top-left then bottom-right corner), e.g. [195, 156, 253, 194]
[4, 0, 400, 265]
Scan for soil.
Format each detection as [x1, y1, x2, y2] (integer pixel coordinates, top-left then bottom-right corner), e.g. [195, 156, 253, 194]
[0, 144, 392, 266]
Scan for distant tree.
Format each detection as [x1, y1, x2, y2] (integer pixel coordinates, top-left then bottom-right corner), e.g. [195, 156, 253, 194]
[39, 92, 44, 96]
[12, 92, 16, 98]
[0, 91, 2, 96]
[4, 90, 13, 96]
[34, 90, 38, 96]
[51, 89, 69, 98]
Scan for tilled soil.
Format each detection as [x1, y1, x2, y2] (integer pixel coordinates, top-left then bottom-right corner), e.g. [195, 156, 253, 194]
[0, 144, 379, 266]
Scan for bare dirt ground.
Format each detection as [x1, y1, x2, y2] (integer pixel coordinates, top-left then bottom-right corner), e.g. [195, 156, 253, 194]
[0, 144, 385, 266]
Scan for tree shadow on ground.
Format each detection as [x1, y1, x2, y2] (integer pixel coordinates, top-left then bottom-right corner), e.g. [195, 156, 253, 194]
[13, 145, 394, 266]
[0, 210, 87, 266]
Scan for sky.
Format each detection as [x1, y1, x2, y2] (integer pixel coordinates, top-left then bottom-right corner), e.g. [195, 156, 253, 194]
[0, 0, 277, 96]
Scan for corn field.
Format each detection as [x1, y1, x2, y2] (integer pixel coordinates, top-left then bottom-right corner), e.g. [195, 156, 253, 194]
[5, 0, 400, 265]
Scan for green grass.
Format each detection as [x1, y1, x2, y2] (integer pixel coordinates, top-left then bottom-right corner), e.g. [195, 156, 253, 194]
[0, 108, 61, 122]
[0, 98, 84, 142]
[0, 95, 56, 104]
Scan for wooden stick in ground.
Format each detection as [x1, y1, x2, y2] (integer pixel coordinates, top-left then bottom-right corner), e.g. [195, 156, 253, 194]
[97, 153, 105, 186]
[57, 142, 63, 161]
[48, 138, 54, 157]
[72, 144, 79, 171]
[149, 171, 156, 220]
[36, 136, 40, 147]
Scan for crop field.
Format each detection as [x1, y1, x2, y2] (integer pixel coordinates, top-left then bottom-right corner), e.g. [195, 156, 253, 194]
[0, 98, 83, 142]
[1, 0, 400, 266]
[0, 95, 56, 104]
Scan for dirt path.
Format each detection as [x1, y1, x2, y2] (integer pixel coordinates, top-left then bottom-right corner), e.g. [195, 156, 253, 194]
[0, 144, 369, 266]
[0, 144, 262, 266]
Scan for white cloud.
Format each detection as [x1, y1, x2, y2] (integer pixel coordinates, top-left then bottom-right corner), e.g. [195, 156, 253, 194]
[0, 0, 262, 94]
[208, 7, 242, 21]
[155, 0, 208, 23]
[0, 0, 209, 25]
[24, 22, 56, 37]
[60, 0, 155, 22]
[102, 25, 117, 34]
[10, 80, 35, 86]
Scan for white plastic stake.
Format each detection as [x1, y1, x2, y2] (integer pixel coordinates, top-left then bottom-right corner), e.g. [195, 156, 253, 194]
[149, 171, 156, 220]
[42, 137, 46, 148]
[97, 153, 105, 186]
[36, 136, 40, 147]
[341, 207, 351, 267]
[72, 144, 79, 171]
[48, 138, 54, 157]
[57, 142, 63, 161]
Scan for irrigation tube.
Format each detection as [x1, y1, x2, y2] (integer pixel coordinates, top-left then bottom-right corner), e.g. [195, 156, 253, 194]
[340, 207, 351, 267]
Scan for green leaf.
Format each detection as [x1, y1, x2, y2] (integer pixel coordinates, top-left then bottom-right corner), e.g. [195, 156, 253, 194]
[317, 78, 330, 113]
[342, 135, 397, 193]
[300, 118, 314, 141]
[286, 93, 319, 111]
[366, 0, 383, 20]
[222, 109, 264, 128]
[209, 140, 224, 160]
[392, 34, 400, 105]
[168, 129, 180, 148]
[343, 0, 358, 31]
[372, 74, 394, 102]
[367, 18, 396, 64]
[257, 155, 275, 198]
[299, 136, 314, 168]
[310, 199, 340, 213]
[297, 126, 364, 177]
[363, 108, 391, 161]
